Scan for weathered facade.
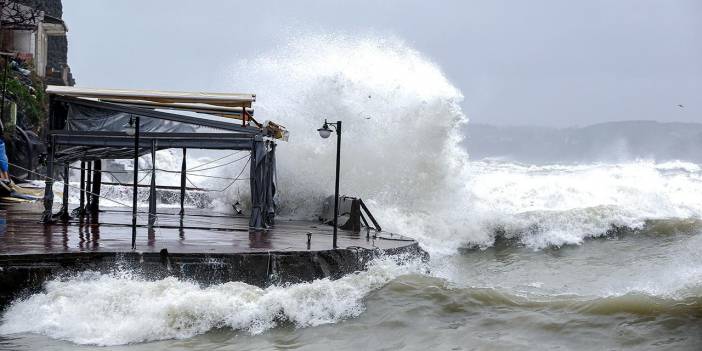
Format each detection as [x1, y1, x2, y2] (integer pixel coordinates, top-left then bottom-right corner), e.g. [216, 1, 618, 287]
[1, 0, 74, 86]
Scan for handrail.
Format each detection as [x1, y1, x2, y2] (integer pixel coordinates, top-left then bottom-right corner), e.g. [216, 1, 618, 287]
[358, 199, 381, 232]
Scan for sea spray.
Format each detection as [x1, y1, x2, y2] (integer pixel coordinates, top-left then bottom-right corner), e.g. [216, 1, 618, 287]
[222, 33, 702, 253]
[54, 33, 702, 253]
[224, 33, 476, 255]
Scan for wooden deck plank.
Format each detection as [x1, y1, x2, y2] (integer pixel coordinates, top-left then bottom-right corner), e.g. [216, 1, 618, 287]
[0, 204, 414, 255]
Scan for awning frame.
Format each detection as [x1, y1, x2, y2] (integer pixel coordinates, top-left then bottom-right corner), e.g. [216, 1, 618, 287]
[41, 86, 278, 239]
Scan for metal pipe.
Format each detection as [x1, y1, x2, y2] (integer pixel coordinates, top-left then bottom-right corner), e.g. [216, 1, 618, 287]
[78, 160, 85, 215]
[85, 161, 92, 211]
[90, 159, 102, 213]
[359, 199, 382, 232]
[131, 116, 140, 249]
[60, 162, 69, 221]
[333, 121, 341, 249]
[101, 181, 201, 191]
[148, 139, 157, 227]
[180, 148, 186, 216]
[41, 135, 55, 223]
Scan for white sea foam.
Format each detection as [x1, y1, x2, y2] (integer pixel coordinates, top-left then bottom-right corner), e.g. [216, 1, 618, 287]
[0, 255, 424, 346]
[466, 160, 702, 249]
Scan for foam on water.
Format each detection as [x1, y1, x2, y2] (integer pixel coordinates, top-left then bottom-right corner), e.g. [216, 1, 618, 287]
[466, 160, 702, 249]
[0, 255, 425, 346]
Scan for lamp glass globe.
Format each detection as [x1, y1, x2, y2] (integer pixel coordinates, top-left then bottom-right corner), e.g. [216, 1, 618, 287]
[318, 128, 332, 139]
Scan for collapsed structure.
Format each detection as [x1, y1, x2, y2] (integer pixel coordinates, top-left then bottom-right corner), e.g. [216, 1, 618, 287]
[41, 86, 287, 241]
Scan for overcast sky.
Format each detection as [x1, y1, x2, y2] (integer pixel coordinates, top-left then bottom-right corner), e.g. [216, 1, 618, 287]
[62, 0, 700, 127]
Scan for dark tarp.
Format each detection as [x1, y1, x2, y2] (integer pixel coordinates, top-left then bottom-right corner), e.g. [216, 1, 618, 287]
[249, 138, 277, 229]
[51, 98, 259, 163]
[67, 103, 202, 134]
[265, 143, 277, 224]
[7, 126, 45, 179]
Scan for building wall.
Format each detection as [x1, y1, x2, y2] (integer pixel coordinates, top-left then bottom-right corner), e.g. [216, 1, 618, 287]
[11, 30, 33, 54]
[14, 0, 61, 19]
[45, 33, 70, 85]
[11, 0, 74, 85]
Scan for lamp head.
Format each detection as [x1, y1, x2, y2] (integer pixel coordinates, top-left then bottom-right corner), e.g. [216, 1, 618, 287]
[317, 121, 332, 139]
[124, 116, 136, 136]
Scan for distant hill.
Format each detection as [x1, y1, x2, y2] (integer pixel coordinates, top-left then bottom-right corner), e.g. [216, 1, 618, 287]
[463, 121, 702, 164]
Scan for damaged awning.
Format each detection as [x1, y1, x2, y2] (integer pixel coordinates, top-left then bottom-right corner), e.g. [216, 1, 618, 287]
[46, 85, 288, 140]
[48, 95, 259, 162]
[46, 85, 256, 108]
[42, 85, 280, 231]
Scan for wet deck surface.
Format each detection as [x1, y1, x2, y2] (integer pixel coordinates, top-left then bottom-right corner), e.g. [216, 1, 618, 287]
[0, 203, 415, 255]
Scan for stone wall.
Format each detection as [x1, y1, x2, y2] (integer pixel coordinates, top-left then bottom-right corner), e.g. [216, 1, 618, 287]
[14, 0, 62, 19]
[45, 33, 72, 85]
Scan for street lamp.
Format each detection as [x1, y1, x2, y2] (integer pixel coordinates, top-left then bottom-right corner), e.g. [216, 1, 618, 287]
[124, 116, 136, 136]
[317, 123, 332, 139]
[318, 119, 342, 249]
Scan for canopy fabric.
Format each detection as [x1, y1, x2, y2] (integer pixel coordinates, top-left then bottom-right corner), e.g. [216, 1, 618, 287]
[48, 86, 289, 140]
[249, 138, 277, 229]
[46, 85, 256, 108]
[48, 97, 259, 163]
[67, 101, 222, 134]
[68, 102, 197, 134]
[97, 99, 255, 120]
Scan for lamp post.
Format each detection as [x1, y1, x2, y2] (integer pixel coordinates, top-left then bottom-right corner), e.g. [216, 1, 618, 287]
[317, 119, 342, 249]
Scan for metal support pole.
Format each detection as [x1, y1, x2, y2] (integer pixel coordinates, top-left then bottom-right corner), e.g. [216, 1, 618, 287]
[359, 199, 382, 232]
[332, 121, 342, 249]
[131, 116, 140, 249]
[179, 147, 186, 216]
[77, 160, 85, 217]
[89, 159, 102, 213]
[59, 162, 69, 222]
[85, 161, 92, 211]
[148, 139, 157, 227]
[41, 135, 55, 223]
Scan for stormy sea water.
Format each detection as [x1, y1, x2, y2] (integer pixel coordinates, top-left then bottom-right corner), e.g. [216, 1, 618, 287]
[1, 35, 701, 350]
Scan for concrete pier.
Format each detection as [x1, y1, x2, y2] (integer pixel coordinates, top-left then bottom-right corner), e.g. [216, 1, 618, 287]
[0, 203, 422, 307]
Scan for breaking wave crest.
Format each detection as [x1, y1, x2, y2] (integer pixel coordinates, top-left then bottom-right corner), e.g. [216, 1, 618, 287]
[466, 160, 702, 249]
[0, 255, 425, 346]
